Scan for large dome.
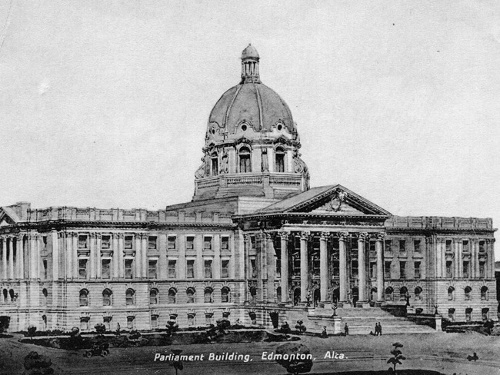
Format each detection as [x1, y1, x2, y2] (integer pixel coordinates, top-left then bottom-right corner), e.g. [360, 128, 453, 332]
[208, 82, 296, 134]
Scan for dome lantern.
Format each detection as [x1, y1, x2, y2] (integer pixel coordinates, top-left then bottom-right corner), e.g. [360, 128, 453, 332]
[241, 44, 260, 84]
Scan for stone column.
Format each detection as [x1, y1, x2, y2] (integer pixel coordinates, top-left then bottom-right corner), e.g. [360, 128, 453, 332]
[279, 232, 289, 303]
[300, 232, 309, 303]
[458, 239, 463, 278]
[65, 232, 72, 279]
[453, 239, 459, 278]
[338, 232, 348, 303]
[51, 231, 58, 280]
[1, 237, 6, 280]
[319, 232, 329, 302]
[135, 234, 141, 278]
[72, 233, 78, 278]
[141, 233, 148, 278]
[266, 232, 275, 302]
[376, 233, 384, 303]
[96, 233, 102, 278]
[16, 235, 24, 279]
[28, 235, 36, 279]
[255, 233, 264, 301]
[118, 233, 124, 278]
[8, 237, 14, 280]
[112, 233, 119, 278]
[357, 232, 368, 304]
[436, 238, 442, 278]
[488, 239, 495, 279]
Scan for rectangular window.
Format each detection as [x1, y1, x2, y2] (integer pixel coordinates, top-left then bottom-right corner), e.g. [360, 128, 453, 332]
[204, 259, 213, 278]
[221, 237, 229, 250]
[124, 236, 133, 250]
[148, 260, 158, 279]
[80, 319, 89, 331]
[203, 236, 212, 250]
[78, 235, 88, 249]
[369, 241, 376, 254]
[385, 240, 392, 252]
[462, 261, 469, 278]
[43, 260, 48, 279]
[151, 315, 158, 329]
[399, 240, 406, 253]
[148, 236, 157, 250]
[124, 259, 134, 279]
[221, 260, 230, 278]
[42, 236, 48, 250]
[78, 259, 88, 279]
[276, 153, 285, 172]
[167, 236, 176, 250]
[400, 261, 406, 279]
[479, 262, 485, 278]
[206, 314, 213, 325]
[445, 240, 452, 252]
[446, 261, 453, 278]
[465, 310, 472, 322]
[479, 241, 485, 253]
[414, 240, 421, 253]
[101, 235, 111, 249]
[293, 254, 301, 276]
[384, 261, 391, 279]
[168, 260, 176, 278]
[187, 314, 195, 326]
[313, 254, 321, 275]
[414, 262, 421, 279]
[186, 236, 195, 250]
[101, 259, 111, 279]
[351, 261, 358, 279]
[187, 260, 195, 278]
[127, 316, 135, 330]
[250, 258, 257, 278]
[370, 262, 376, 279]
[462, 240, 469, 252]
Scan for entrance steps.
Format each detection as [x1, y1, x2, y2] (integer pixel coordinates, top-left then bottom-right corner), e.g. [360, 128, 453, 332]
[280, 306, 436, 335]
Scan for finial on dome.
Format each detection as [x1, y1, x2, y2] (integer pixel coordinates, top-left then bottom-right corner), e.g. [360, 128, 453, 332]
[241, 44, 260, 84]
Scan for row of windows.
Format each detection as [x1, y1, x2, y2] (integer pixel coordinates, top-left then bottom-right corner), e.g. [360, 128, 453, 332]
[445, 239, 488, 253]
[447, 286, 490, 301]
[445, 260, 486, 278]
[384, 239, 422, 253]
[77, 235, 231, 251]
[384, 286, 424, 301]
[78, 287, 232, 307]
[448, 307, 490, 322]
[383, 285, 490, 301]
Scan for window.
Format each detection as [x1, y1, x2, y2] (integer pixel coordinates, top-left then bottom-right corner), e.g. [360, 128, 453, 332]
[186, 236, 195, 250]
[221, 260, 230, 278]
[399, 286, 408, 301]
[186, 288, 195, 303]
[203, 237, 212, 251]
[448, 286, 455, 301]
[251, 259, 257, 278]
[385, 240, 392, 252]
[385, 286, 394, 301]
[43, 260, 48, 279]
[148, 236, 157, 250]
[124, 259, 134, 279]
[101, 235, 111, 249]
[78, 259, 88, 279]
[187, 260, 195, 278]
[221, 287, 230, 303]
[399, 240, 406, 253]
[168, 288, 177, 304]
[370, 262, 376, 279]
[205, 313, 213, 326]
[239, 146, 251, 172]
[80, 318, 89, 331]
[42, 236, 48, 250]
[384, 261, 391, 279]
[126, 288, 135, 305]
[127, 316, 135, 330]
[446, 261, 453, 278]
[168, 236, 176, 250]
[465, 308, 472, 322]
[211, 153, 218, 176]
[150, 289, 159, 305]
[204, 287, 213, 303]
[168, 260, 176, 278]
[79, 289, 89, 307]
[42, 288, 48, 306]
[101, 259, 111, 279]
[124, 235, 133, 250]
[148, 260, 158, 279]
[102, 289, 112, 306]
[187, 313, 195, 326]
[479, 241, 485, 253]
[78, 235, 88, 249]
[481, 286, 488, 301]
[464, 286, 472, 301]
[448, 308, 455, 322]
[221, 237, 229, 250]
[445, 240, 452, 252]
[351, 260, 358, 279]
[462, 261, 469, 278]
[204, 260, 213, 278]
[482, 308, 489, 321]
[275, 147, 285, 172]
[369, 241, 376, 254]
[400, 261, 406, 279]
[462, 240, 469, 252]
[151, 315, 158, 329]
[414, 240, 421, 253]
[414, 286, 422, 300]
[414, 262, 421, 279]
[103, 317, 112, 331]
[479, 262, 485, 278]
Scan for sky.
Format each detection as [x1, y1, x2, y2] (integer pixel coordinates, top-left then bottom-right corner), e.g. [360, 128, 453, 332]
[0, 1, 499, 257]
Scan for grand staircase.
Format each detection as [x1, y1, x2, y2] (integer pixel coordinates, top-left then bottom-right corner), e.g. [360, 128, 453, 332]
[280, 306, 436, 335]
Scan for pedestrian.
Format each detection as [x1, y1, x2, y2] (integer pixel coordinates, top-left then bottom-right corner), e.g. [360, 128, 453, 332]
[374, 322, 379, 336]
[378, 322, 382, 336]
[321, 326, 328, 338]
[344, 323, 349, 336]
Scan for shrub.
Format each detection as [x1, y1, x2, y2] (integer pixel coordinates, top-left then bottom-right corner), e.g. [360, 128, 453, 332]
[275, 342, 313, 375]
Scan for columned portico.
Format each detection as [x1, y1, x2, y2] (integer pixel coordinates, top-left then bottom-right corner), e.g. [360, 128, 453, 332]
[376, 233, 384, 303]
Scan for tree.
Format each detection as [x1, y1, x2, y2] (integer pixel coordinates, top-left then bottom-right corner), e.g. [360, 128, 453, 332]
[275, 343, 313, 375]
[294, 320, 306, 334]
[27, 326, 37, 341]
[165, 320, 179, 337]
[94, 323, 106, 335]
[0, 316, 10, 335]
[387, 342, 406, 373]
[23, 351, 54, 375]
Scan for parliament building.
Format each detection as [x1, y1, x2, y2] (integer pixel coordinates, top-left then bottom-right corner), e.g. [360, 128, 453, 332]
[0, 45, 496, 332]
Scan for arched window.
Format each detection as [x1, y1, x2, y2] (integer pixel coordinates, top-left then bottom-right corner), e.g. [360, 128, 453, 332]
[465, 307, 473, 322]
[168, 288, 177, 304]
[448, 286, 455, 301]
[204, 287, 213, 303]
[482, 307, 489, 321]
[276, 287, 282, 302]
[186, 287, 195, 303]
[239, 147, 251, 173]
[42, 288, 48, 306]
[211, 152, 218, 176]
[414, 286, 423, 300]
[102, 289, 112, 306]
[79, 289, 89, 307]
[480, 286, 488, 301]
[275, 147, 285, 173]
[385, 286, 394, 301]
[150, 288, 159, 305]
[464, 286, 472, 301]
[448, 308, 456, 321]
[9, 289, 15, 302]
[221, 287, 230, 303]
[125, 288, 135, 306]
[250, 286, 257, 302]
[399, 286, 408, 301]
[2, 289, 7, 303]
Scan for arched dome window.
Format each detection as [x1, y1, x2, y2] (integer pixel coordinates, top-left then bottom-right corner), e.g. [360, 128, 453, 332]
[168, 288, 177, 304]
[204, 287, 213, 303]
[464, 286, 472, 301]
[79, 289, 89, 307]
[42, 288, 48, 306]
[275, 147, 285, 173]
[448, 286, 455, 300]
[239, 147, 251, 173]
[221, 287, 230, 303]
[186, 287, 195, 303]
[481, 286, 488, 301]
[102, 288, 112, 306]
[211, 152, 218, 176]
[126, 288, 135, 306]
[385, 286, 394, 301]
[150, 288, 159, 305]
[399, 286, 408, 301]
[414, 286, 423, 300]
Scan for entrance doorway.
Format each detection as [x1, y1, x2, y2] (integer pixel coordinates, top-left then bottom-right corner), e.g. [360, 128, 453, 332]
[352, 287, 359, 306]
[313, 288, 320, 307]
[332, 288, 339, 304]
[293, 288, 301, 305]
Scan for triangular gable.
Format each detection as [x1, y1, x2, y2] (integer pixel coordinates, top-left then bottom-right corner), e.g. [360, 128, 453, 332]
[0, 207, 20, 226]
[259, 184, 391, 216]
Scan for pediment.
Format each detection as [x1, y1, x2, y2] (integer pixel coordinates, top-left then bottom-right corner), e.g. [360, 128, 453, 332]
[259, 184, 391, 216]
[0, 207, 20, 226]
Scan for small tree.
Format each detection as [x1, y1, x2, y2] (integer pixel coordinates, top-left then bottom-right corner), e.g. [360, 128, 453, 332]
[28, 326, 37, 341]
[165, 320, 179, 337]
[295, 320, 306, 334]
[170, 349, 184, 375]
[275, 343, 313, 375]
[387, 342, 406, 373]
[94, 323, 106, 335]
[23, 351, 54, 375]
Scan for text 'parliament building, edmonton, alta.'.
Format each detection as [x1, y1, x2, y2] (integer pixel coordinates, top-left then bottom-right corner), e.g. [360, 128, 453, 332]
[0, 45, 496, 334]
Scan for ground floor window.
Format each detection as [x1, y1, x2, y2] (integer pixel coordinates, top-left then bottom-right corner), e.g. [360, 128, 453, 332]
[151, 315, 158, 329]
[127, 316, 135, 330]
